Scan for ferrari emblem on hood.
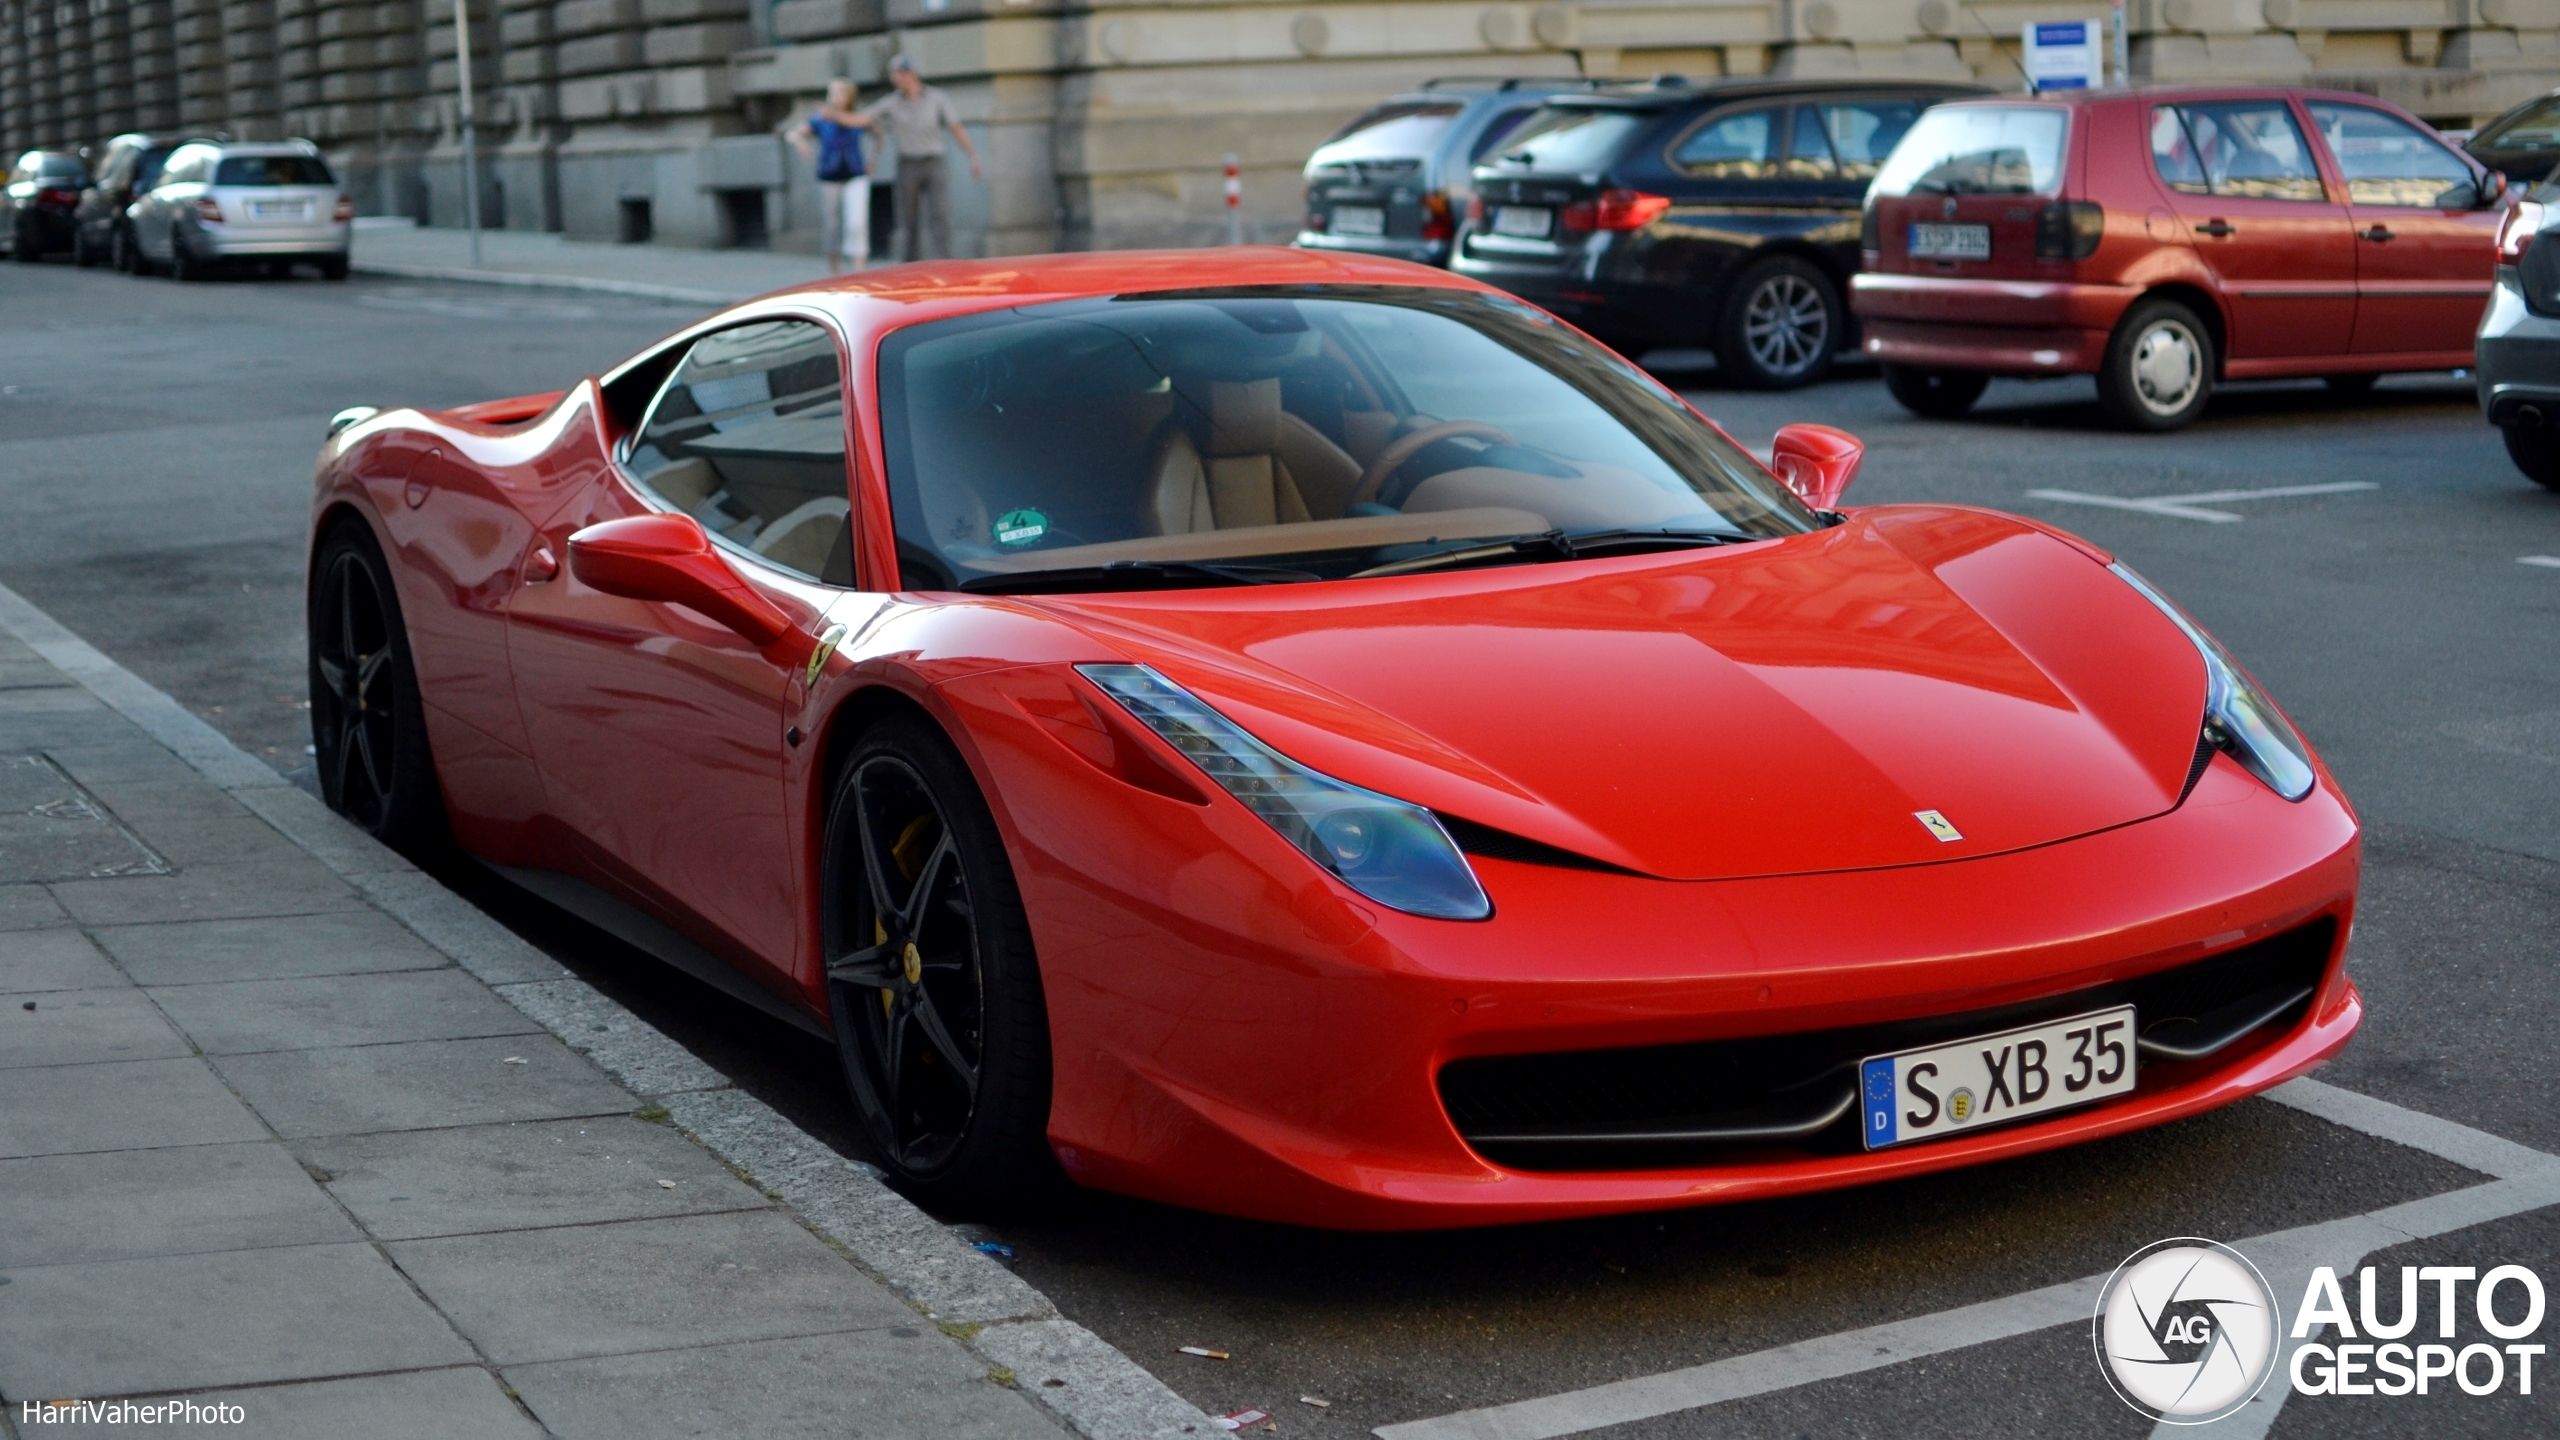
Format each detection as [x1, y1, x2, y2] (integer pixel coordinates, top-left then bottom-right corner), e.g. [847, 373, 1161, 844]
[1914, 810, 1964, 843]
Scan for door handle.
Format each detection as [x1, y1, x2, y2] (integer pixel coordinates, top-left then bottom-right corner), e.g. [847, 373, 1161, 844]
[2363, 225, 2396, 242]
[2194, 218, 2235, 237]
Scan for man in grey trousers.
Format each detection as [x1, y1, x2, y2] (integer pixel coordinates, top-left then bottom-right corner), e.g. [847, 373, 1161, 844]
[862, 55, 983, 262]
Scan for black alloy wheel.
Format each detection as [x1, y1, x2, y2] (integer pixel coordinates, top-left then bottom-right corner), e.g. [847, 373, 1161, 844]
[308, 523, 447, 852]
[822, 716, 1054, 1212]
[1716, 255, 1842, 389]
[1883, 364, 1990, 420]
[2503, 424, 2560, 491]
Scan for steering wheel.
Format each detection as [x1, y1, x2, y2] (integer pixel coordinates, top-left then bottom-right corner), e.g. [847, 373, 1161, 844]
[1346, 420, 1517, 509]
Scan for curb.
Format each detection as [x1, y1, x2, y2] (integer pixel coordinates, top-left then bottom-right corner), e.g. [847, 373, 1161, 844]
[0, 579, 1215, 1440]
[350, 259, 752, 307]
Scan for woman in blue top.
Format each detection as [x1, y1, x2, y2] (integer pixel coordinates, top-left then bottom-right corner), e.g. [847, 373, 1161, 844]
[787, 80, 872, 273]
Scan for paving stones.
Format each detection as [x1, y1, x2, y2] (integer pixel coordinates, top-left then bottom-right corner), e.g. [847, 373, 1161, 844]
[91, 910, 453, 985]
[209, 1034, 638, 1137]
[148, 969, 542, 1054]
[0, 1141, 361, 1268]
[0, 1057, 270, 1158]
[296, 1116, 767, 1241]
[0, 985, 190, 1068]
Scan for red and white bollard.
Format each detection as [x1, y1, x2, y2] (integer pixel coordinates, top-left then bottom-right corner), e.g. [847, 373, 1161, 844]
[1223, 152, 1242, 246]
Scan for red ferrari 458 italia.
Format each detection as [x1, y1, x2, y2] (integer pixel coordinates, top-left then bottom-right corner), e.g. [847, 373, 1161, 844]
[307, 248, 2359, 1229]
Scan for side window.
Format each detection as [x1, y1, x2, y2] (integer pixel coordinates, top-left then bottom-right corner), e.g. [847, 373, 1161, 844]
[1783, 106, 1836, 180]
[626, 318, 855, 586]
[2150, 102, 2326, 202]
[1822, 101, 1922, 182]
[1672, 107, 1778, 180]
[2307, 102, 2478, 207]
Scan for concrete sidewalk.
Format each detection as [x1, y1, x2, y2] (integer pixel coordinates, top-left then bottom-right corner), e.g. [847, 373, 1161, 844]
[349, 219, 835, 306]
[0, 585, 1210, 1439]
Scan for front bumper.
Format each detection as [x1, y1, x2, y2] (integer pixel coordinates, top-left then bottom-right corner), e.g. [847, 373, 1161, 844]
[958, 648, 2364, 1229]
[2475, 266, 2560, 426]
[1852, 274, 2138, 376]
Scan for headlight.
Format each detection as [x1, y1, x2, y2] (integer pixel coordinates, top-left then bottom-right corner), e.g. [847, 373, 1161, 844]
[1078, 664, 1493, 920]
[2110, 565, 2316, 801]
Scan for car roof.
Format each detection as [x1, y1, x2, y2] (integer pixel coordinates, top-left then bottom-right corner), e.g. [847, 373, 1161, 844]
[181, 139, 325, 157]
[1929, 84, 2432, 110]
[1543, 76, 1992, 111]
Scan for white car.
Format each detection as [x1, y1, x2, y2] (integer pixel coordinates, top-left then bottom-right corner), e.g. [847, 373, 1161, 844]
[129, 139, 351, 281]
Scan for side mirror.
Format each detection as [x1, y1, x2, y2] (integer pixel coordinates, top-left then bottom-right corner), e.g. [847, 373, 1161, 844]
[1767, 423, 1864, 510]
[2479, 170, 2512, 209]
[567, 513, 811, 662]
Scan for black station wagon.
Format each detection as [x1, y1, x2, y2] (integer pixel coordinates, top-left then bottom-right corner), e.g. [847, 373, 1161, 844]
[1452, 77, 1987, 387]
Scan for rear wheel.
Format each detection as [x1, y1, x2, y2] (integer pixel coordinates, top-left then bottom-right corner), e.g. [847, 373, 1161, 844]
[1883, 365, 1990, 419]
[319, 254, 349, 281]
[308, 521, 448, 854]
[169, 239, 200, 281]
[1716, 255, 1841, 389]
[2502, 425, 2560, 491]
[2098, 298, 2214, 432]
[822, 715, 1055, 1214]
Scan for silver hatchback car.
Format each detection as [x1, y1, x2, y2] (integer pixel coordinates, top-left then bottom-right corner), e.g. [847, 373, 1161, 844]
[129, 140, 351, 280]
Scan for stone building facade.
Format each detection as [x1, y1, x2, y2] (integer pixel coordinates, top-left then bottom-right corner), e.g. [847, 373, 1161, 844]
[5, 0, 2558, 257]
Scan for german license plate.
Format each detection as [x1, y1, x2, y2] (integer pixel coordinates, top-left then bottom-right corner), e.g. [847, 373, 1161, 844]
[1492, 206, 1552, 239]
[1330, 205, 1385, 237]
[1908, 222, 1990, 260]
[1859, 1005, 2134, 1149]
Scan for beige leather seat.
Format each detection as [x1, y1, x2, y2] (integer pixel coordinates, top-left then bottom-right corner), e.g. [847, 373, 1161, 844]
[1146, 378, 1355, 534]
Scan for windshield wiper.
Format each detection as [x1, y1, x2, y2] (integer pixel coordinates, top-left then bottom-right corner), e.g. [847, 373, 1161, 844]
[960, 559, 1321, 595]
[1350, 527, 1754, 579]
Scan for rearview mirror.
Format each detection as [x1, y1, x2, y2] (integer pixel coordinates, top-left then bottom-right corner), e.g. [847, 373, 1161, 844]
[567, 513, 811, 663]
[1767, 423, 1864, 510]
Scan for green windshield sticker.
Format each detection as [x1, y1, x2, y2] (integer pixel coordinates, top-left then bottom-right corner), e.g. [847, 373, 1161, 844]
[994, 508, 1048, 547]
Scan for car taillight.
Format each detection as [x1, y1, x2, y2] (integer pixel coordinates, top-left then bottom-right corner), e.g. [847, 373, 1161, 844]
[1305, 208, 1326, 233]
[1420, 191, 1453, 243]
[36, 187, 77, 206]
[333, 196, 355, 222]
[2499, 199, 2544, 262]
[193, 197, 223, 223]
[1465, 193, 1484, 223]
[2034, 200, 2105, 261]
[1560, 189, 1671, 234]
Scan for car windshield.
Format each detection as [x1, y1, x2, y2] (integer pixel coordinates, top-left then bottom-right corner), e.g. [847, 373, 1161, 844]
[214, 155, 334, 187]
[1311, 103, 1463, 166]
[1482, 107, 1647, 172]
[877, 286, 1815, 593]
[2479, 96, 2560, 150]
[1872, 104, 2068, 195]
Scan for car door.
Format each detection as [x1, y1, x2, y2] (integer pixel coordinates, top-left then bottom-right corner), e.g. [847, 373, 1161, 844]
[506, 315, 856, 981]
[2147, 98, 2358, 359]
[2304, 100, 2502, 358]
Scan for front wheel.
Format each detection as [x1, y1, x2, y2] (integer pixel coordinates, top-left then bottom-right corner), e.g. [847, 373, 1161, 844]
[308, 521, 448, 853]
[2503, 424, 2560, 491]
[1715, 255, 1842, 389]
[2098, 298, 2214, 431]
[822, 715, 1055, 1214]
[1883, 365, 1990, 419]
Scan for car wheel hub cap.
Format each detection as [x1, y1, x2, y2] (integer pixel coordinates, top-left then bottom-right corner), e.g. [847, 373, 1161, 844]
[2133, 324, 2200, 413]
[1745, 275, 1827, 376]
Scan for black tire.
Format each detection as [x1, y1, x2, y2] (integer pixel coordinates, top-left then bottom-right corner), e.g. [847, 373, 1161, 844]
[2097, 297, 2215, 431]
[1714, 255, 1842, 389]
[2503, 424, 2560, 491]
[12, 222, 37, 263]
[1883, 364, 1991, 419]
[112, 225, 138, 274]
[320, 254, 349, 281]
[71, 227, 95, 268]
[822, 714, 1056, 1215]
[308, 520, 449, 855]
[2324, 373, 2380, 400]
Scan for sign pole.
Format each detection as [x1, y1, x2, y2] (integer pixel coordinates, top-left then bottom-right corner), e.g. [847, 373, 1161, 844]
[2111, 0, 2130, 86]
[453, 0, 483, 267]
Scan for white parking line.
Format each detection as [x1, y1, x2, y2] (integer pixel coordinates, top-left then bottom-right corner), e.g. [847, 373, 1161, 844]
[2025, 482, 2379, 523]
[1373, 1080, 2560, 1440]
[2520, 556, 2560, 569]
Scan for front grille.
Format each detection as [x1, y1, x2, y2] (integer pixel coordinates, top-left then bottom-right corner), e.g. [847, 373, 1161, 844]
[1437, 917, 2335, 1171]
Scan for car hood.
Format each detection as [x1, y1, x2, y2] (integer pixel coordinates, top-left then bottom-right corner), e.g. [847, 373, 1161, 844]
[1026, 507, 2210, 882]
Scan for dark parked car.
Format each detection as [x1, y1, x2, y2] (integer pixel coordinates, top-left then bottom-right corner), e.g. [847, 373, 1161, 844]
[1451, 77, 1987, 387]
[6, 151, 90, 261]
[1296, 78, 1587, 268]
[2466, 90, 2560, 187]
[72, 133, 190, 270]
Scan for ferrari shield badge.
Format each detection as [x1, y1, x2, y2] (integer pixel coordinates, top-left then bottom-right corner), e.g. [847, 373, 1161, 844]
[1914, 810, 1963, 843]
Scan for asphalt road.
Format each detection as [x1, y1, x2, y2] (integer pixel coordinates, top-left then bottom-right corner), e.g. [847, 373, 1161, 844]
[3, 261, 2554, 1440]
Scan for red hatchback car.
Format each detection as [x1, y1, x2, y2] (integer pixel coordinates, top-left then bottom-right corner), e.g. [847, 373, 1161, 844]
[1853, 87, 2509, 430]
